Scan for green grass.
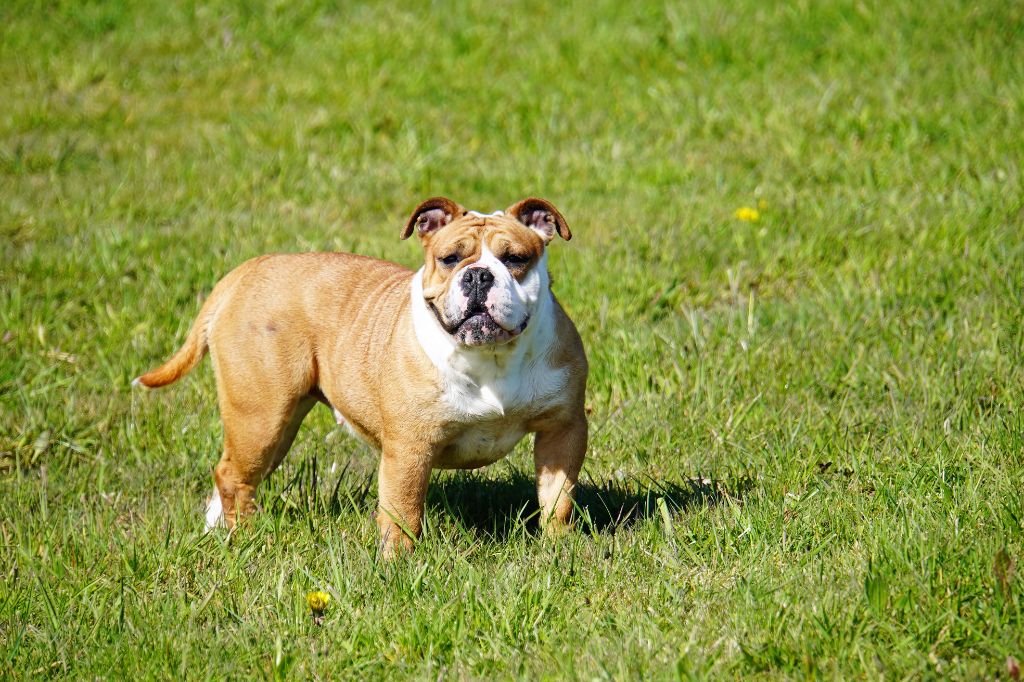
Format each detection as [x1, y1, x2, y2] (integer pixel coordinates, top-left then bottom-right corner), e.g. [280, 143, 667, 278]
[2, 0, 1023, 677]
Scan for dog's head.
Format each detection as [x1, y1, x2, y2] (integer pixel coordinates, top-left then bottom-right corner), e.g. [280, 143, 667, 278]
[401, 196, 571, 347]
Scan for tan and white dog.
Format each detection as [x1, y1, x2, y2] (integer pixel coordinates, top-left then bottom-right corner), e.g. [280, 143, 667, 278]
[135, 197, 588, 555]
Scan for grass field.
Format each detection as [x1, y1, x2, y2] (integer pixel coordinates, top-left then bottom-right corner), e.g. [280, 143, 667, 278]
[2, 0, 1024, 678]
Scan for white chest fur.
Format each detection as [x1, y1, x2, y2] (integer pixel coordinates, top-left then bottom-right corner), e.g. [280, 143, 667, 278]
[410, 263, 569, 465]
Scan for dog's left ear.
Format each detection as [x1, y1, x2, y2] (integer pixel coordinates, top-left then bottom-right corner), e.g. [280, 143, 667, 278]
[506, 197, 571, 243]
[401, 196, 465, 240]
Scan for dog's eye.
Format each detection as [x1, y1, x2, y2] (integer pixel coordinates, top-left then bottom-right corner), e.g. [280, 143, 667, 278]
[500, 253, 530, 266]
[438, 254, 460, 267]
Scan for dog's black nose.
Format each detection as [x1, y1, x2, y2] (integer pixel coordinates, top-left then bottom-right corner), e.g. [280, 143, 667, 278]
[464, 266, 495, 290]
[463, 268, 493, 287]
[461, 267, 494, 304]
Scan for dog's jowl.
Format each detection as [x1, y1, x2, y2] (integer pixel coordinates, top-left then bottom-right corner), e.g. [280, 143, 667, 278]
[135, 197, 588, 556]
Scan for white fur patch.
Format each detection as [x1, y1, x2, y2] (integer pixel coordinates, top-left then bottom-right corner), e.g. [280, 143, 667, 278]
[537, 467, 571, 518]
[204, 487, 223, 532]
[466, 210, 505, 218]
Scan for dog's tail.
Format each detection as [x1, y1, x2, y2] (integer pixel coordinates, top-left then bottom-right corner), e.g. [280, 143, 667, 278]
[133, 265, 246, 389]
[133, 314, 209, 388]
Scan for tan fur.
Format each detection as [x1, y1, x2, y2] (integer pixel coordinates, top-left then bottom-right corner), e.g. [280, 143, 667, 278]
[137, 198, 587, 557]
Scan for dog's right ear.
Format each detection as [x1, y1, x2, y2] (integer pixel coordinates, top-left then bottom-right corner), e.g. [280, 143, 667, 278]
[401, 197, 466, 240]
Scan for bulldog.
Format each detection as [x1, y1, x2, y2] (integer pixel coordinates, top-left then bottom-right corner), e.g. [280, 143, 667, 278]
[134, 197, 588, 556]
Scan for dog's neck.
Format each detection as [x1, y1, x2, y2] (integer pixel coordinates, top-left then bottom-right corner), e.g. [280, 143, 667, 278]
[409, 260, 556, 414]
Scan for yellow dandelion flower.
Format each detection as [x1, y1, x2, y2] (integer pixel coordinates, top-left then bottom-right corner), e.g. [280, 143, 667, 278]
[734, 207, 760, 222]
[757, 198, 768, 210]
[306, 590, 331, 614]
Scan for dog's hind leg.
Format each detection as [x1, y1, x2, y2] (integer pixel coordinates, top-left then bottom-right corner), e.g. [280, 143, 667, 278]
[205, 393, 317, 532]
[263, 396, 317, 477]
[208, 370, 316, 530]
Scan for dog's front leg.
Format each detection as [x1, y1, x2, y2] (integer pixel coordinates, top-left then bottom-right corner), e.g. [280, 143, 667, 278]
[534, 416, 588, 532]
[376, 443, 433, 559]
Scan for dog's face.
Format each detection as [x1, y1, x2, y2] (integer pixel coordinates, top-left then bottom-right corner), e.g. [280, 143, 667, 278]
[402, 197, 571, 347]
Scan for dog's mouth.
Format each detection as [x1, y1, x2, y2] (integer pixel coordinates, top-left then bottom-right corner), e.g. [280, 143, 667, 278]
[456, 311, 527, 346]
[457, 310, 528, 333]
[429, 301, 528, 346]
[458, 309, 493, 328]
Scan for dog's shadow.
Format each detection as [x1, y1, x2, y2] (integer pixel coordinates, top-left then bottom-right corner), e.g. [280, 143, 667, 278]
[276, 450, 752, 540]
[427, 469, 751, 540]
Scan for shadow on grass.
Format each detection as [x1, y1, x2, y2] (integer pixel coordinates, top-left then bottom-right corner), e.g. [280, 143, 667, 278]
[270, 452, 755, 542]
[428, 470, 755, 541]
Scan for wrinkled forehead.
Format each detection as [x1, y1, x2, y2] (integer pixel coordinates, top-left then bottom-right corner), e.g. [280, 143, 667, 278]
[428, 212, 544, 251]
